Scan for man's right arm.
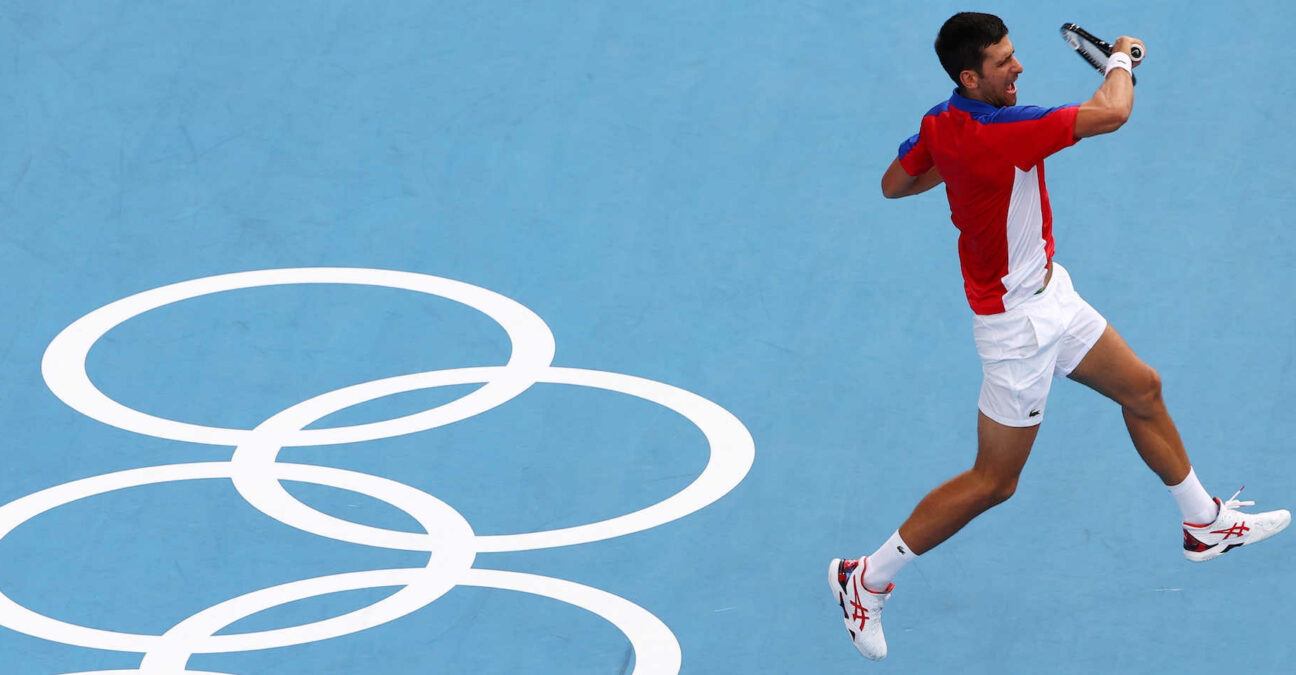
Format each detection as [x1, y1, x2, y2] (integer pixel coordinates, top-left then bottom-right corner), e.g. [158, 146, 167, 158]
[881, 158, 943, 199]
[1074, 36, 1142, 139]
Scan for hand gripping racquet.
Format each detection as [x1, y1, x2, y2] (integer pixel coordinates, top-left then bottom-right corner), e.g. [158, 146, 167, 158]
[1060, 23, 1143, 84]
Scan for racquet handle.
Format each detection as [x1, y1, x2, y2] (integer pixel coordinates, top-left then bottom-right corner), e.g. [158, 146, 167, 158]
[1129, 43, 1144, 62]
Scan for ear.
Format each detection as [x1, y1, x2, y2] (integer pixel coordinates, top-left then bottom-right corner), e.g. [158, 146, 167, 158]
[959, 69, 980, 91]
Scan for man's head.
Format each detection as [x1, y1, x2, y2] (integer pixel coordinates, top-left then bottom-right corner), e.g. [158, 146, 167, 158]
[935, 12, 1023, 107]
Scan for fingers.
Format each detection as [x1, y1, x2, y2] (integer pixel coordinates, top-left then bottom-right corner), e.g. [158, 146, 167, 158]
[1114, 36, 1146, 64]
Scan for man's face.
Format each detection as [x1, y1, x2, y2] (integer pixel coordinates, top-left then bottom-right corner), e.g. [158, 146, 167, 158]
[965, 37, 1023, 107]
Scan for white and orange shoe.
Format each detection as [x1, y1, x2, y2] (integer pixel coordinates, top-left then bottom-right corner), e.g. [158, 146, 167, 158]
[1182, 487, 1290, 562]
[827, 557, 892, 660]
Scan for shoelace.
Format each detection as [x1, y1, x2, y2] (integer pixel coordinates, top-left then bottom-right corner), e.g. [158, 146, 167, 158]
[1223, 486, 1255, 511]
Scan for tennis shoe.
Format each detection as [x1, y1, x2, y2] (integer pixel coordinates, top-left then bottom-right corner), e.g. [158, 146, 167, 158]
[1182, 487, 1290, 562]
[827, 557, 892, 660]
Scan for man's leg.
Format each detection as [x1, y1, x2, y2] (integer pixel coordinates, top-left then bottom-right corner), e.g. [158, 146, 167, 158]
[1064, 323, 1289, 558]
[896, 412, 1040, 555]
[830, 411, 1041, 660]
[1065, 325, 1189, 485]
[857, 413, 1038, 592]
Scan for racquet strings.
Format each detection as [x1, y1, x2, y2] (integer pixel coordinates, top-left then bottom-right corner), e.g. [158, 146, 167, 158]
[1061, 28, 1108, 72]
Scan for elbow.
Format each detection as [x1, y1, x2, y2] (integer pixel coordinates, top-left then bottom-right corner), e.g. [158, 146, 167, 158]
[880, 176, 906, 200]
[1104, 99, 1134, 131]
[1109, 105, 1132, 130]
[1077, 92, 1135, 138]
[1092, 106, 1132, 136]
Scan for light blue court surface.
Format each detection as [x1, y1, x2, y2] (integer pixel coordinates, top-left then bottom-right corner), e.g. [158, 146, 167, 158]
[2, 2, 1294, 673]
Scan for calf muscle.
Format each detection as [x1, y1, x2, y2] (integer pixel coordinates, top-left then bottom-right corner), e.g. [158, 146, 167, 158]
[898, 413, 1039, 554]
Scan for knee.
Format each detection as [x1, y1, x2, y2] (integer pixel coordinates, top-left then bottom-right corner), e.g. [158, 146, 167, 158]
[974, 471, 1019, 507]
[1123, 367, 1164, 418]
[987, 476, 1018, 505]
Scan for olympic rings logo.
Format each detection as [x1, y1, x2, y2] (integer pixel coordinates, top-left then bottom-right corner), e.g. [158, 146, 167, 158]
[0, 268, 755, 674]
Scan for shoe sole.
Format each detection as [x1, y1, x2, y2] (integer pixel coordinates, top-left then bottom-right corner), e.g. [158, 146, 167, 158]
[827, 558, 854, 635]
[1184, 509, 1291, 562]
[828, 558, 888, 661]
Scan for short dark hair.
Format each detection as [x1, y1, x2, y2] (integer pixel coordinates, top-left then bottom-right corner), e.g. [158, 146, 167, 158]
[934, 12, 1008, 87]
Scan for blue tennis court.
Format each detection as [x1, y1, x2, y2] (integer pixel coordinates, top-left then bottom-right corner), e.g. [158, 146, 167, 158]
[2, 2, 1293, 673]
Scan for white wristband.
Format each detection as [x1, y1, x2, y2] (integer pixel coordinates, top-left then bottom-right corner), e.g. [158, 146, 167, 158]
[1105, 52, 1133, 75]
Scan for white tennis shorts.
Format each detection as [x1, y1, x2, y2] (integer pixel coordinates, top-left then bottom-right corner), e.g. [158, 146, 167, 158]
[973, 262, 1107, 427]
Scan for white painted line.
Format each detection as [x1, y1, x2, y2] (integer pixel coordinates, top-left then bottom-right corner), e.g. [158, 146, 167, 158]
[461, 569, 682, 675]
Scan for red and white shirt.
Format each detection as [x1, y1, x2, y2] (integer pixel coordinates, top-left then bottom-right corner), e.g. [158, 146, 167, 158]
[898, 91, 1080, 315]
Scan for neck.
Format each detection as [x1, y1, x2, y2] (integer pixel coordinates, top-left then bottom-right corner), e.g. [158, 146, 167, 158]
[957, 87, 1005, 109]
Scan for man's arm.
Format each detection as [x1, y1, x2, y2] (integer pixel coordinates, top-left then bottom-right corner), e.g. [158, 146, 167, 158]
[1074, 36, 1142, 139]
[881, 159, 943, 199]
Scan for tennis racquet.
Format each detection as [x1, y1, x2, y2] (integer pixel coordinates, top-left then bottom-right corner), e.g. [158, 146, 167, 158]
[1059, 23, 1143, 84]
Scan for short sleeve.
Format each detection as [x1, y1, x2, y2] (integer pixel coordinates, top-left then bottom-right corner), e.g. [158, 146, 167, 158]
[897, 132, 933, 176]
[976, 104, 1080, 170]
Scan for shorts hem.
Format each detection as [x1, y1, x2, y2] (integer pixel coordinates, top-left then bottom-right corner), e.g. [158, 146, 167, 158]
[979, 406, 1043, 428]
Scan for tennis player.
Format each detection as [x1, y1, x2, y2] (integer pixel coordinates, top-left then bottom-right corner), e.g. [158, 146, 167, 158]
[829, 12, 1290, 661]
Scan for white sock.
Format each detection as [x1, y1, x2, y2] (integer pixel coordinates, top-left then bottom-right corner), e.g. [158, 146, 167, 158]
[1168, 467, 1218, 525]
[860, 530, 916, 592]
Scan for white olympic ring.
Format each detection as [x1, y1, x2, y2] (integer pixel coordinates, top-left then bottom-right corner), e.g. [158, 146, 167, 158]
[41, 268, 557, 447]
[0, 268, 753, 675]
[0, 461, 475, 654]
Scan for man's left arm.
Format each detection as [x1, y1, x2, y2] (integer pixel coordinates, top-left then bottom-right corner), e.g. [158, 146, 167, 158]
[881, 158, 943, 199]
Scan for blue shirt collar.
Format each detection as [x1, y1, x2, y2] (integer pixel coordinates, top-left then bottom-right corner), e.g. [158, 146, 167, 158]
[949, 89, 1000, 117]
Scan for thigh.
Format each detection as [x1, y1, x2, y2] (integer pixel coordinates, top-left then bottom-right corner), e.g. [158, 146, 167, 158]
[973, 411, 1040, 479]
[1065, 324, 1156, 404]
